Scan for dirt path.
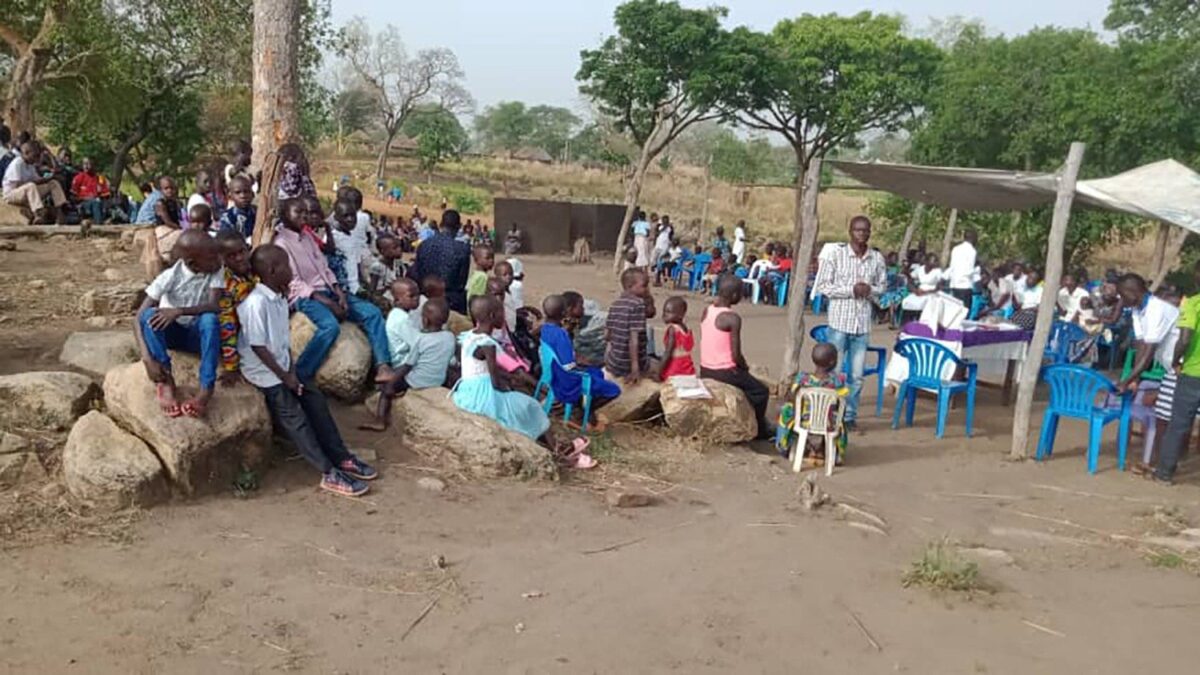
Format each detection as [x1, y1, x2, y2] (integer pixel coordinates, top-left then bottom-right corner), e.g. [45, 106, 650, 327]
[2, 239, 1199, 673]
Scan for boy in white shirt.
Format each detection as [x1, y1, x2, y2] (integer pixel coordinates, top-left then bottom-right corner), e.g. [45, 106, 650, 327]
[133, 230, 224, 419]
[238, 244, 378, 497]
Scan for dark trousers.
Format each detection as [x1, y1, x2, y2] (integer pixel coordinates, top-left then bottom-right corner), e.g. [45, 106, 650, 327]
[261, 380, 351, 474]
[701, 366, 771, 438]
[1157, 373, 1200, 481]
[950, 288, 973, 306]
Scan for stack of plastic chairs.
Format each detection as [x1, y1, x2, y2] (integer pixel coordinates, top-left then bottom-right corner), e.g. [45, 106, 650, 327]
[891, 338, 977, 438]
[1036, 364, 1131, 474]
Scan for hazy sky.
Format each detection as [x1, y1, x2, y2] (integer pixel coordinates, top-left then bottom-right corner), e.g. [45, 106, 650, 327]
[330, 0, 1112, 114]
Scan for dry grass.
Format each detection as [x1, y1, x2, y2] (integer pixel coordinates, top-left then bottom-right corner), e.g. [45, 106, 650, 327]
[0, 486, 142, 551]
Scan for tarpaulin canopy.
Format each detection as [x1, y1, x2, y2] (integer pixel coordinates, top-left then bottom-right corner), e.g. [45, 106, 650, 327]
[829, 158, 1200, 235]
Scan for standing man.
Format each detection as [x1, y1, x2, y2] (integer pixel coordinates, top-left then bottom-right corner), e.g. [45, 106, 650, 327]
[2, 141, 66, 224]
[946, 229, 978, 306]
[414, 209, 472, 314]
[812, 215, 888, 431]
[732, 219, 747, 264]
[1116, 273, 1178, 394]
[1150, 262, 1200, 485]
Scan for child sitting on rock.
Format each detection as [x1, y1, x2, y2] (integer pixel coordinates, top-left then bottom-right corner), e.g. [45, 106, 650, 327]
[139, 175, 184, 278]
[658, 296, 695, 380]
[775, 343, 848, 469]
[215, 230, 256, 382]
[134, 229, 224, 418]
[540, 294, 619, 427]
[218, 175, 256, 241]
[700, 275, 771, 439]
[466, 245, 494, 301]
[605, 267, 656, 385]
[238, 244, 378, 497]
[365, 297, 457, 431]
[455, 295, 594, 468]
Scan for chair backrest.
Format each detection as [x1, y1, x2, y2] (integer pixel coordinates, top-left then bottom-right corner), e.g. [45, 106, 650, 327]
[1046, 321, 1089, 362]
[810, 324, 831, 343]
[1040, 364, 1119, 417]
[796, 387, 844, 434]
[894, 338, 960, 387]
[538, 342, 563, 383]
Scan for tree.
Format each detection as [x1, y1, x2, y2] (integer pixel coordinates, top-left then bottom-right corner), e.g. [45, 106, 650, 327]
[473, 101, 534, 154]
[569, 120, 633, 170]
[329, 83, 375, 154]
[723, 13, 941, 384]
[0, 0, 80, 137]
[402, 104, 467, 182]
[577, 0, 738, 271]
[526, 104, 580, 159]
[339, 18, 472, 181]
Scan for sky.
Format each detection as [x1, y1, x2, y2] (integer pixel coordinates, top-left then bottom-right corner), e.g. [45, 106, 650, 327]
[329, 0, 1113, 115]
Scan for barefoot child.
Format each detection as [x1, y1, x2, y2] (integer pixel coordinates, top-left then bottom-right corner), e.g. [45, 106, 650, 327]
[133, 229, 224, 418]
[218, 175, 256, 240]
[238, 244, 378, 496]
[700, 275, 771, 439]
[605, 267, 655, 384]
[139, 175, 185, 277]
[658, 296, 695, 380]
[215, 230, 256, 382]
[455, 295, 594, 468]
[466, 245, 494, 301]
[775, 343, 849, 468]
[366, 297, 457, 431]
[540, 294, 619, 425]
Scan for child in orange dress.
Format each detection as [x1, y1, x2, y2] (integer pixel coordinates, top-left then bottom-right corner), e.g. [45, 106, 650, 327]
[658, 296, 696, 380]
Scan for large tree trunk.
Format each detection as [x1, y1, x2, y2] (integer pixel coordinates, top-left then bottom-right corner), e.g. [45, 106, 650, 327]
[109, 110, 152, 191]
[250, 0, 302, 246]
[940, 208, 959, 262]
[375, 126, 397, 181]
[779, 154, 822, 389]
[1010, 142, 1086, 460]
[0, 1, 66, 136]
[898, 202, 924, 260]
[610, 146, 653, 274]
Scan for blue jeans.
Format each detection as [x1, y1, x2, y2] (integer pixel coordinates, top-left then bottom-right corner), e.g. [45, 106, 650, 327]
[79, 198, 104, 223]
[826, 327, 868, 422]
[294, 290, 391, 381]
[138, 307, 220, 390]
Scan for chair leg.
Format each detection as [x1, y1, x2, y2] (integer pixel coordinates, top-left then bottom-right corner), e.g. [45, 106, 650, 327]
[1117, 411, 1130, 472]
[542, 391, 555, 414]
[793, 429, 809, 473]
[825, 433, 835, 477]
[891, 383, 906, 430]
[1036, 413, 1058, 461]
[905, 386, 918, 428]
[965, 383, 976, 438]
[875, 371, 885, 417]
[563, 403, 573, 427]
[1087, 416, 1103, 474]
[1143, 418, 1156, 465]
[935, 389, 950, 439]
[581, 394, 592, 434]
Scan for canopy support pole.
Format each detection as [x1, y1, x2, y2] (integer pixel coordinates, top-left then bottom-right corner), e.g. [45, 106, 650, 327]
[1010, 142, 1086, 460]
[779, 157, 823, 390]
[940, 208, 959, 262]
[899, 202, 924, 260]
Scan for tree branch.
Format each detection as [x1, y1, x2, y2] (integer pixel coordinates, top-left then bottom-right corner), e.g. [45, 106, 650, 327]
[0, 22, 29, 54]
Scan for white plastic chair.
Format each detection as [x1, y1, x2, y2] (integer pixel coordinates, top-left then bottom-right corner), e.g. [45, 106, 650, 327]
[742, 264, 764, 304]
[790, 387, 845, 477]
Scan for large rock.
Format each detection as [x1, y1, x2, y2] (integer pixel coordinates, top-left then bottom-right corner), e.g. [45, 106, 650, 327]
[63, 411, 168, 509]
[0, 371, 100, 432]
[0, 452, 47, 489]
[0, 431, 32, 455]
[103, 353, 271, 495]
[59, 330, 140, 377]
[366, 388, 558, 480]
[660, 378, 757, 444]
[78, 282, 144, 317]
[289, 313, 372, 400]
[596, 378, 663, 425]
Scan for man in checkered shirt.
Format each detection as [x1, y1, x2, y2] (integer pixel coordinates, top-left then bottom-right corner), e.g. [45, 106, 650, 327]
[812, 215, 887, 430]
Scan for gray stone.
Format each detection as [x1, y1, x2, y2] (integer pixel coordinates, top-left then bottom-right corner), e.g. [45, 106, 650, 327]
[352, 447, 378, 462]
[596, 378, 662, 425]
[62, 411, 168, 509]
[59, 330, 140, 378]
[102, 268, 122, 281]
[417, 476, 446, 492]
[660, 378, 757, 444]
[28, 279, 46, 289]
[78, 282, 144, 317]
[957, 547, 1016, 567]
[103, 353, 271, 495]
[0, 371, 100, 432]
[0, 431, 32, 455]
[605, 490, 657, 508]
[289, 313, 372, 400]
[0, 452, 47, 489]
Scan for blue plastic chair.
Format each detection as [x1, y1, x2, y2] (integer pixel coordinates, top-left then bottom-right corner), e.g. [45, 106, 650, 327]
[685, 254, 712, 291]
[1036, 364, 1131, 474]
[968, 293, 988, 320]
[810, 325, 888, 416]
[811, 293, 827, 314]
[891, 338, 977, 438]
[669, 249, 694, 287]
[1045, 321, 1090, 364]
[775, 272, 790, 306]
[534, 343, 593, 432]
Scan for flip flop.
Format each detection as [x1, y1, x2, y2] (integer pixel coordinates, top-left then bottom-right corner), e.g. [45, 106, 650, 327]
[573, 452, 598, 469]
[156, 383, 182, 418]
[568, 437, 591, 458]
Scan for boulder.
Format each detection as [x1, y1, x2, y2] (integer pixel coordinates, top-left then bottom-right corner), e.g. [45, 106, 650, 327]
[289, 313, 372, 400]
[0, 431, 32, 455]
[103, 353, 271, 495]
[0, 452, 47, 488]
[366, 388, 558, 480]
[78, 282, 144, 317]
[62, 411, 169, 509]
[0, 371, 100, 432]
[596, 378, 663, 425]
[659, 378, 757, 444]
[59, 330, 140, 377]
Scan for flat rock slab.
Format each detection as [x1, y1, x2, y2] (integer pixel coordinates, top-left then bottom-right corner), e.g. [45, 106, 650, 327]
[78, 282, 144, 317]
[103, 353, 271, 495]
[0, 371, 100, 432]
[660, 378, 757, 444]
[59, 330, 140, 378]
[290, 313, 372, 401]
[606, 489, 658, 508]
[63, 411, 168, 509]
[597, 378, 663, 425]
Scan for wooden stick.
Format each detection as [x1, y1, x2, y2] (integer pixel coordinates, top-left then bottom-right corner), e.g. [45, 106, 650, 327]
[582, 536, 647, 555]
[844, 606, 882, 652]
[1022, 620, 1066, 638]
[746, 522, 797, 528]
[400, 597, 439, 641]
[1029, 483, 1165, 505]
[1010, 142, 1086, 459]
[931, 492, 1026, 501]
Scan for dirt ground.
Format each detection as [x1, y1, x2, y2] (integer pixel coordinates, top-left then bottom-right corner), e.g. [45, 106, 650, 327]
[2, 235, 1200, 674]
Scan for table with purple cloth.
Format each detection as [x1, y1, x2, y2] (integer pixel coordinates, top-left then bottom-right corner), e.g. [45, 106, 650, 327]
[884, 321, 1033, 405]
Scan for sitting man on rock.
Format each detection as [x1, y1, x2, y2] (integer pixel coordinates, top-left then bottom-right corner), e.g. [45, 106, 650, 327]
[133, 229, 224, 418]
[238, 243, 378, 497]
[2, 140, 67, 224]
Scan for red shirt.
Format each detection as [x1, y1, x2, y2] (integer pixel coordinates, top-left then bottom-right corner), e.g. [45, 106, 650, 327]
[71, 171, 109, 200]
[779, 258, 793, 272]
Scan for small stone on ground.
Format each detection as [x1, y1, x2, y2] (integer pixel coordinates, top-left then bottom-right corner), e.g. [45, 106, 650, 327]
[606, 489, 658, 508]
[417, 477, 447, 492]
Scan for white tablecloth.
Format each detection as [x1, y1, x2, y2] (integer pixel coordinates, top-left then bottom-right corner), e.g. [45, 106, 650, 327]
[884, 332, 1030, 386]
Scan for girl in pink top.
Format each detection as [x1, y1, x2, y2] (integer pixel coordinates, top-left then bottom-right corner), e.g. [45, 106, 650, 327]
[700, 275, 771, 439]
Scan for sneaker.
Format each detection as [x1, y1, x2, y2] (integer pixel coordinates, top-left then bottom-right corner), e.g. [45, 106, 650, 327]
[338, 455, 378, 481]
[321, 470, 369, 497]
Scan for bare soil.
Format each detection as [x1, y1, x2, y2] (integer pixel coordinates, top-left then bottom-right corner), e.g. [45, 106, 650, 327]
[2, 236, 1199, 674]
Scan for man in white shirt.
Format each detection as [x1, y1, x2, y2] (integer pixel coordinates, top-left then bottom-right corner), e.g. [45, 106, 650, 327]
[1057, 273, 1090, 322]
[732, 219, 747, 263]
[1117, 273, 1180, 392]
[946, 229, 978, 305]
[2, 141, 66, 223]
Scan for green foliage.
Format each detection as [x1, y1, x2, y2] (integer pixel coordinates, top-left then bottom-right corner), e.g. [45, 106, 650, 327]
[443, 185, 487, 214]
[902, 539, 984, 593]
[570, 122, 633, 170]
[473, 101, 582, 159]
[403, 105, 468, 176]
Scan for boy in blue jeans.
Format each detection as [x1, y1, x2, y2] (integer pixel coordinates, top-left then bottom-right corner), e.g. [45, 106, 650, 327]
[271, 197, 394, 384]
[133, 229, 224, 418]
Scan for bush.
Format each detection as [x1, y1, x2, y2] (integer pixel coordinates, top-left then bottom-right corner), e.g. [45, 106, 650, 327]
[443, 185, 489, 215]
[902, 538, 984, 593]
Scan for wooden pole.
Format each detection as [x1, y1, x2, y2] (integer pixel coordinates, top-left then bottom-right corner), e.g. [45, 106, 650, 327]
[1150, 226, 1188, 291]
[899, 202, 924, 261]
[1010, 142, 1086, 460]
[699, 153, 712, 246]
[940, 208, 959, 262]
[779, 156, 823, 389]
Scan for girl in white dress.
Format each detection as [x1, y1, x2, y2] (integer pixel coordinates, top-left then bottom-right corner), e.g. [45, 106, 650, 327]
[900, 253, 945, 320]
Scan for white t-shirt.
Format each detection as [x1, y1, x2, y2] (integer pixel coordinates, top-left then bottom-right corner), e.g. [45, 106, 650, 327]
[330, 226, 371, 293]
[2, 156, 38, 196]
[914, 266, 944, 292]
[144, 259, 224, 325]
[386, 306, 418, 365]
[1132, 294, 1181, 368]
[1005, 274, 1028, 297]
[1057, 287, 1090, 322]
[236, 283, 291, 388]
[732, 226, 747, 257]
[946, 241, 977, 290]
[1020, 284, 1044, 310]
[632, 219, 650, 237]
